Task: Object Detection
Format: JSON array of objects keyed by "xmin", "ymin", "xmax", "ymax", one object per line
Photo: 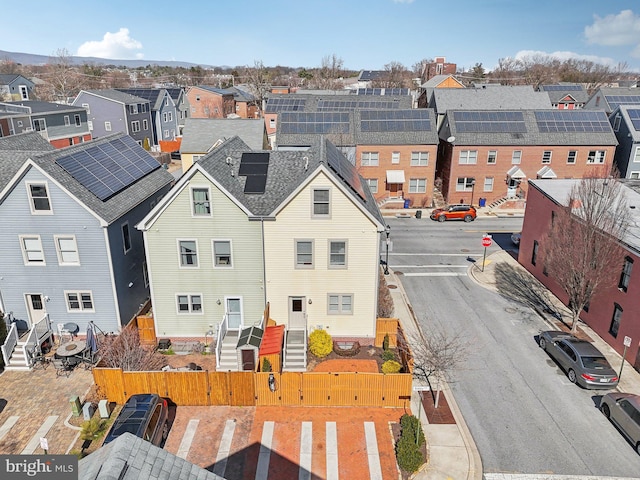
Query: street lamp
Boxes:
[
  {"xmin": 469, "ymin": 178, "xmax": 476, "ymax": 206},
  {"xmin": 384, "ymin": 225, "xmax": 391, "ymax": 275}
]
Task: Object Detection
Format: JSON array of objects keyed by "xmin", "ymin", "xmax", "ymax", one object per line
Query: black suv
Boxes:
[{"xmin": 104, "ymin": 394, "xmax": 169, "ymax": 446}]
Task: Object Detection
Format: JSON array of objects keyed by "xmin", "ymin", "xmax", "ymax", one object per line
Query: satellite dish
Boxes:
[{"xmin": 447, "ymin": 136, "xmax": 456, "ymax": 143}]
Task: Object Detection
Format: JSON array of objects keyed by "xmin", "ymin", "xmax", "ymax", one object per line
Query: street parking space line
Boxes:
[
  {"xmin": 390, "ymin": 253, "xmax": 483, "ymax": 256},
  {"xmin": 0, "ymin": 416, "xmax": 19, "ymax": 442},
  {"xmin": 299, "ymin": 421, "xmax": 312, "ymax": 480},
  {"xmin": 389, "ymin": 265, "xmax": 468, "ymax": 268},
  {"xmin": 326, "ymin": 422, "xmax": 339, "ymax": 480},
  {"xmin": 255, "ymin": 421, "xmax": 274, "ymax": 480},
  {"xmin": 212, "ymin": 419, "xmax": 235, "ymax": 476},
  {"xmin": 364, "ymin": 422, "xmax": 383, "ymax": 480},
  {"xmin": 177, "ymin": 418, "xmax": 199, "ymax": 459},
  {"xmin": 21, "ymin": 415, "xmax": 58, "ymax": 454},
  {"xmin": 402, "ymin": 272, "xmax": 468, "ymax": 277}
]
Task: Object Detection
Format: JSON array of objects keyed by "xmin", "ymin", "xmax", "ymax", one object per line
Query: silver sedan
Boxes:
[{"xmin": 600, "ymin": 393, "xmax": 640, "ymax": 455}]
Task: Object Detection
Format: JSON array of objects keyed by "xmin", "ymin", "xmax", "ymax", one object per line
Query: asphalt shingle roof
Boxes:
[
  {"xmin": 429, "ymin": 85, "xmax": 552, "ymax": 113},
  {"xmin": 116, "ymin": 88, "xmax": 165, "ymax": 110},
  {"xmin": 611, "ymin": 105, "xmax": 640, "ymax": 142},
  {"xmin": 539, "ymin": 84, "xmax": 589, "ymax": 104},
  {"xmin": 8, "ymin": 100, "xmax": 87, "ymax": 115},
  {"xmin": 0, "ymin": 131, "xmax": 54, "ymax": 151},
  {"xmin": 78, "ymin": 432, "xmax": 225, "ymax": 480},
  {"xmin": 265, "ymin": 93, "xmax": 413, "ymax": 114},
  {"xmin": 181, "ymin": 118, "xmax": 265, "ymax": 152},
  {"xmin": 80, "ymin": 89, "xmax": 149, "ymax": 105}
]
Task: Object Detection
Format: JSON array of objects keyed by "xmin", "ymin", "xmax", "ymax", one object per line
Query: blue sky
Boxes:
[{"xmin": 4, "ymin": 0, "xmax": 640, "ymax": 72}]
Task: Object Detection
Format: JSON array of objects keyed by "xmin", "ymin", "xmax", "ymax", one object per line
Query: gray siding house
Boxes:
[
  {"xmin": 117, "ymin": 88, "xmax": 179, "ymax": 145},
  {"xmin": 72, "ymin": 89, "xmax": 153, "ymax": 146},
  {"xmin": 0, "ymin": 132, "xmax": 174, "ymax": 369},
  {"xmin": 0, "ymin": 74, "xmax": 34, "ymax": 101},
  {"xmin": 610, "ymin": 105, "xmax": 640, "ymax": 179}
]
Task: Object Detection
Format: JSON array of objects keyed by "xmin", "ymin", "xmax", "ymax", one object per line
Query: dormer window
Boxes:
[{"xmin": 27, "ymin": 182, "xmax": 51, "ymax": 213}]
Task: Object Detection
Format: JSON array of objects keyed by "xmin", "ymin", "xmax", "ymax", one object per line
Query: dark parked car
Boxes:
[
  {"xmin": 600, "ymin": 393, "xmax": 640, "ymax": 454},
  {"xmin": 104, "ymin": 394, "xmax": 169, "ymax": 446},
  {"xmin": 430, "ymin": 204, "xmax": 476, "ymax": 222},
  {"xmin": 538, "ymin": 331, "xmax": 619, "ymax": 389}
]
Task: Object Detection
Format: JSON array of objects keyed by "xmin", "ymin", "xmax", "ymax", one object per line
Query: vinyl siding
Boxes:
[
  {"xmin": 144, "ymin": 170, "xmax": 265, "ymax": 337},
  {"xmin": 0, "ymin": 167, "xmax": 118, "ymax": 332},
  {"xmin": 263, "ymin": 172, "xmax": 379, "ymax": 338}
]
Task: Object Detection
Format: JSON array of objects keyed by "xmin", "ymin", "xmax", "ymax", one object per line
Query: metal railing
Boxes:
[
  {"xmin": 1, "ymin": 323, "xmax": 18, "ymax": 367},
  {"xmin": 215, "ymin": 313, "xmax": 229, "ymax": 366}
]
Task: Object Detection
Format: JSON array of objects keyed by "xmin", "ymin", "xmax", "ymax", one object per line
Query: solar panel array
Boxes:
[
  {"xmin": 118, "ymin": 88, "xmax": 159, "ymax": 102},
  {"xmin": 453, "ymin": 111, "xmax": 527, "ymax": 133},
  {"xmin": 239, "ymin": 152, "xmax": 270, "ymax": 194},
  {"xmin": 265, "ymin": 97, "xmax": 306, "ymax": 113},
  {"xmin": 356, "ymin": 88, "xmax": 410, "ymax": 96},
  {"xmin": 325, "ymin": 142, "xmax": 366, "ymax": 200},
  {"xmin": 534, "ymin": 111, "xmax": 611, "ymax": 133},
  {"xmin": 627, "ymin": 109, "xmax": 640, "ymax": 131},
  {"xmin": 279, "ymin": 112, "xmax": 350, "ymax": 135},
  {"xmin": 55, "ymin": 136, "xmax": 161, "ymax": 201},
  {"xmin": 605, "ymin": 95, "xmax": 640, "ymax": 110},
  {"xmin": 317, "ymin": 100, "xmax": 400, "ymax": 111},
  {"xmin": 360, "ymin": 109, "xmax": 431, "ymax": 132},
  {"xmin": 541, "ymin": 85, "xmax": 583, "ymax": 92}
]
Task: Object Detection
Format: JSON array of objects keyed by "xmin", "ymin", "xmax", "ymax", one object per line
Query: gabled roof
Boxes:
[
  {"xmin": 164, "ymin": 87, "xmax": 184, "ymax": 102},
  {"xmin": 225, "ymin": 86, "xmax": 256, "ymax": 103},
  {"xmin": 421, "ymin": 74, "xmax": 464, "ymax": 89},
  {"xmin": 265, "ymin": 93, "xmax": 413, "ymax": 114},
  {"xmin": 439, "ymin": 109, "xmax": 617, "ymax": 146},
  {"xmin": 0, "ymin": 131, "xmax": 54, "ymax": 151},
  {"xmin": 429, "ymin": 85, "xmax": 552, "ymax": 113},
  {"xmin": 585, "ymin": 87, "xmax": 640, "ymax": 112},
  {"xmin": 78, "ymin": 432, "xmax": 225, "ymax": 480},
  {"xmin": 181, "ymin": 118, "xmax": 265, "ymax": 152},
  {"xmin": 539, "ymin": 84, "xmax": 589, "ymax": 104},
  {"xmin": 116, "ymin": 88, "xmax": 168, "ymax": 110},
  {"xmin": 0, "ymin": 133, "xmax": 174, "ymax": 224},
  {"xmin": 140, "ymin": 136, "xmax": 384, "ymax": 228},
  {"xmin": 610, "ymin": 105, "xmax": 640, "ymax": 142},
  {"xmin": 191, "ymin": 85, "xmax": 234, "ymax": 96},
  {"xmin": 77, "ymin": 89, "xmax": 149, "ymax": 105},
  {"xmin": 358, "ymin": 70, "xmax": 385, "ymax": 82},
  {"xmin": 8, "ymin": 100, "xmax": 87, "ymax": 115},
  {"xmin": 0, "ymin": 74, "xmax": 32, "ymax": 86}
]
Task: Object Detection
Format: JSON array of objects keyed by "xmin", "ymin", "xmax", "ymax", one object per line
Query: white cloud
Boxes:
[
  {"xmin": 513, "ymin": 49, "xmax": 618, "ymax": 66},
  {"xmin": 76, "ymin": 28, "xmax": 144, "ymax": 60},
  {"xmin": 584, "ymin": 9, "xmax": 640, "ymax": 58}
]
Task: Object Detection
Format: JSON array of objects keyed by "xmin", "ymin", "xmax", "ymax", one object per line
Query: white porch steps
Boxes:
[
  {"xmin": 217, "ymin": 331, "xmax": 239, "ymax": 372},
  {"xmin": 283, "ymin": 330, "xmax": 307, "ymax": 372},
  {"xmin": 4, "ymin": 341, "xmax": 30, "ymax": 371}
]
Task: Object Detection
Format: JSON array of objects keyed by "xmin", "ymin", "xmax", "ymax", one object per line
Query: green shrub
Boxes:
[
  {"xmin": 80, "ymin": 417, "xmax": 106, "ymax": 442},
  {"xmin": 382, "ymin": 333, "xmax": 389, "ymax": 351},
  {"xmin": 309, "ymin": 329, "xmax": 333, "ymax": 358},
  {"xmin": 400, "ymin": 414, "xmax": 425, "ymax": 447},
  {"xmin": 381, "ymin": 349, "xmax": 396, "ymax": 362},
  {"xmin": 396, "ymin": 435, "xmax": 423, "ymax": 473},
  {"xmin": 261, "ymin": 358, "xmax": 272, "ymax": 372},
  {"xmin": 381, "ymin": 359, "xmax": 402, "ymax": 374}
]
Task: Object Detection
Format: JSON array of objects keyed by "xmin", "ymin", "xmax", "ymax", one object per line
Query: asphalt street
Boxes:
[{"xmin": 387, "ymin": 216, "xmax": 640, "ymax": 477}]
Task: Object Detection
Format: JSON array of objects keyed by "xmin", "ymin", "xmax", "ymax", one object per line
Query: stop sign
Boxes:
[{"xmin": 482, "ymin": 235, "xmax": 492, "ymax": 247}]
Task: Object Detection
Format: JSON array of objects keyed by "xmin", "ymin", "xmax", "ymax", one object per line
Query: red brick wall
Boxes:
[
  {"xmin": 519, "ymin": 183, "xmax": 640, "ymax": 367},
  {"xmin": 187, "ymin": 89, "xmax": 227, "ymax": 119}
]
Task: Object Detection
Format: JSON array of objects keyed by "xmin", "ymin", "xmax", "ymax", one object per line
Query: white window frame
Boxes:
[
  {"xmin": 456, "ymin": 177, "xmax": 475, "ymax": 192},
  {"xmin": 366, "ymin": 178, "xmax": 378, "ymax": 193},
  {"xmin": 178, "ymin": 239, "xmax": 199, "ymax": 268},
  {"xmin": 64, "ymin": 115, "xmax": 70, "ymax": 126},
  {"xmin": 542, "ymin": 151, "xmax": 552, "ymax": 164},
  {"xmin": 163, "ymin": 112, "xmax": 169, "ymax": 122},
  {"xmin": 212, "ymin": 240, "xmax": 233, "ymax": 268},
  {"xmin": 82, "ymin": 103, "xmax": 90, "ymax": 114},
  {"xmin": 122, "ymin": 222, "xmax": 131, "ymax": 254},
  {"xmin": 26, "ymin": 181, "xmax": 52, "ymax": 214},
  {"xmin": 143, "ymin": 119, "xmax": 148, "ymax": 130},
  {"xmin": 191, "ymin": 186, "xmax": 212, "ymax": 216},
  {"xmin": 33, "ymin": 118, "xmax": 46, "ymax": 132},
  {"xmin": 361, "ymin": 152, "xmax": 379, "ymax": 166},
  {"xmin": 613, "ymin": 115, "xmax": 621, "ymax": 132},
  {"xmin": 269, "ymin": 118, "xmax": 275, "ymax": 128},
  {"xmin": 163, "ymin": 129, "xmax": 169, "ymax": 138},
  {"xmin": 328, "ymin": 240, "xmax": 348, "ymax": 269},
  {"xmin": 295, "ymin": 239, "xmax": 314, "ymax": 269},
  {"xmin": 512, "ymin": 150, "xmax": 522, "ymax": 164},
  {"xmin": 459, "ymin": 150, "xmax": 477, "ymax": 165},
  {"xmin": 20, "ymin": 235, "xmax": 45, "ymax": 265},
  {"xmin": 567, "ymin": 151, "xmax": 577, "ymax": 164},
  {"xmin": 54, "ymin": 235, "xmax": 79, "ymax": 265},
  {"xmin": 176, "ymin": 294, "xmax": 203, "ymax": 314},
  {"xmin": 483, "ymin": 177, "xmax": 494, "ymax": 192},
  {"xmin": 487, "ymin": 151, "xmax": 497, "ymax": 164},
  {"xmin": 409, "ymin": 178, "xmax": 427, "ymax": 193},
  {"xmin": 391, "ymin": 152, "xmax": 400, "ymax": 164},
  {"xmin": 327, "ymin": 294, "xmax": 353, "ymax": 315},
  {"xmin": 65, "ymin": 291, "xmax": 95, "ymax": 313},
  {"xmin": 129, "ymin": 104, "xmax": 138, "ymax": 114},
  {"xmin": 633, "ymin": 146, "xmax": 640, "ymax": 163},
  {"xmin": 19, "ymin": 85, "xmax": 28, "ymax": 100},
  {"xmin": 410, "ymin": 152, "xmax": 429, "ymax": 166},
  {"xmin": 131, "ymin": 120, "xmax": 141, "ymax": 133},
  {"xmin": 87, "ymin": 120, "xmax": 93, "ymax": 131},
  {"xmin": 587, "ymin": 150, "xmax": 605, "ymax": 164},
  {"xmin": 105, "ymin": 121, "xmax": 112, "ymax": 131},
  {"xmin": 74, "ymin": 114, "xmax": 81, "ymax": 127},
  {"xmin": 630, "ymin": 172, "xmax": 640, "ymax": 179},
  {"xmin": 312, "ymin": 188, "xmax": 330, "ymax": 217}
]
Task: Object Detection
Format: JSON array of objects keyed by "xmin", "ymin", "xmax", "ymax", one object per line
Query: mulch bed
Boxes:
[
  {"xmin": 307, "ymin": 345, "xmax": 386, "ymax": 372},
  {"xmin": 420, "ymin": 390, "xmax": 456, "ymax": 425},
  {"xmin": 390, "ymin": 421, "xmax": 429, "ymax": 480}
]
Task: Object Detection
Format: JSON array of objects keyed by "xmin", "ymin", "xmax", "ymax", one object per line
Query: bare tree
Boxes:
[
  {"xmin": 45, "ymin": 48, "xmax": 85, "ymax": 102},
  {"xmin": 402, "ymin": 327, "xmax": 471, "ymax": 407},
  {"xmin": 242, "ymin": 60, "xmax": 272, "ymax": 115},
  {"xmin": 98, "ymin": 327, "xmax": 167, "ymax": 371},
  {"xmin": 541, "ymin": 174, "xmax": 631, "ymax": 333},
  {"xmin": 313, "ymin": 54, "xmax": 344, "ymax": 90},
  {"xmin": 371, "ymin": 61, "xmax": 412, "ymax": 89}
]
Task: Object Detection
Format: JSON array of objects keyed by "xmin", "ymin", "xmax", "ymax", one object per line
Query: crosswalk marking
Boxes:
[
  {"xmin": 255, "ymin": 421, "xmax": 274, "ymax": 480},
  {"xmin": 21, "ymin": 416, "xmax": 58, "ymax": 454},
  {"xmin": 176, "ymin": 418, "xmax": 199, "ymax": 459},
  {"xmin": 299, "ymin": 422, "xmax": 312, "ymax": 480},
  {"xmin": 402, "ymin": 272, "xmax": 467, "ymax": 277},
  {"xmin": 213, "ymin": 419, "xmax": 235, "ymax": 477},
  {"xmin": 0, "ymin": 416, "xmax": 19, "ymax": 442},
  {"xmin": 326, "ymin": 422, "xmax": 339, "ymax": 480}
]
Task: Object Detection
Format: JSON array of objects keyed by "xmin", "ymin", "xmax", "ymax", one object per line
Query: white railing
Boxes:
[
  {"xmin": 215, "ymin": 313, "xmax": 229, "ymax": 366},
  {"xmin": 1, "ymin": 323, "xmax": 18, "ymax": 367},
  {"xmin": 23, "ymin": 314, "xmax": 51, "ymax": 366}
]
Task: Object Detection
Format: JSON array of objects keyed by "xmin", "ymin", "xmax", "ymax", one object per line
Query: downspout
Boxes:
[{"xmin": 261, "ymin": 217, "xmax": 267, "ymax": 306}]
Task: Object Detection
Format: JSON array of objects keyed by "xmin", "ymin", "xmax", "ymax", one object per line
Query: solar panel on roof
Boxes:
[
  {"xmin": 534, "ymin": 110, "xmax": 611, "ymax": 133},
  {"xmin": 452, "ymin": 111, "xmax": 526, "ymax": 133},
  {"xmin": 279, "ymin": 112, "xmax": 350, "ymax": 135},
  {"xmin": 627, "ymin": 109, "xmax": 640, "ymax": 131},
  {"xmin": 239, "ymin": 152, "xmax": 269, "ymax": 194},
  {"xmin": 325, "ymin": 142, "xmax": 366, "ymax": 201},
  {"xmin": 359, "ymin": 109, "xmax": 431, "ymax": 132},
  {"xmin": 265, "ymin": 97, "xmax": 306, "ymax": 113},
  {"xmin": 316, "ymin": 99, "xmax": 400, "ymax": 111},
  {"xmin": 541, "ymin": 85, "xmax": 582, "ymax": 92},
  {"xmin": 604, "ymin": 95, "xmax": 640, "ymax": 110},
  {"xmin": 55, "ymin": 135, "xmax": 161, "ymax": 201}
]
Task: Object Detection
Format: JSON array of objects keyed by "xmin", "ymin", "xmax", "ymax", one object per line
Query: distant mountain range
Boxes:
[{"xmin": 0, "ymin": 49, "xmax": 219, "ymax": 69}]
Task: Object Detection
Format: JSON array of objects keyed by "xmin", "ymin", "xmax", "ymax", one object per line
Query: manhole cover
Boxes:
[
  {"xmin": 505, "ymin": 307, "xmax": 517, "ymax": 314},
  {"xmin": 388, "ymin": 285, "xmax": 398, "ymax": 289}
]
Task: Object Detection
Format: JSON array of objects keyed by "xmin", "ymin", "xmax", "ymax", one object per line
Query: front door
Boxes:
[
  {"xmin": 226, "ymin": 297, "xmax": 242, "ymax": 330},
  {"xmin": 241, "ymin": 350, "xmax": 255, "ymax": 371},
  {"xmin": 289, "ymin": 297, "xmax": 306, "ymax": 330},
  {"xmin": 25, "ymin": 294, "xmax": 45, "ymax": 328}
]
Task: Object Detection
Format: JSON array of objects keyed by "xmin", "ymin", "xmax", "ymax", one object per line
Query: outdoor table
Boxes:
[
  {"xmin": 63, "ymin": 322, "xmax": 79, "ymax": 336},
  {"xmin": 56, "ymin": 340, "xmax": 86, "ymax": 367}
]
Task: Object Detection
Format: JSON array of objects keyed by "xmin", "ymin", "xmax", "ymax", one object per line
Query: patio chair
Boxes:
[
  {"xmin": 80, "ymin": 350, "xmax": 99, "ymax": 370},
  {"xmin": 52, "ymin": 358, "xmax": 71, "ymax": 377},
  {"xmin": 31, "ymin": 352, "xmax": 49, "ymax": 371}
]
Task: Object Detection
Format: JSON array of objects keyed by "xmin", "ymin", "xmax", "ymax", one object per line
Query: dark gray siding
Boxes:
[{"xmin": 73, "ymin": 93, "xmax": 127, "ymax": 139}]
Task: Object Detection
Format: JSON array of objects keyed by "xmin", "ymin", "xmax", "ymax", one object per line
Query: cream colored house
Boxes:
[{"xmin": 138, "ymin": 136, "xmax": 385, "ymax": 370}]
